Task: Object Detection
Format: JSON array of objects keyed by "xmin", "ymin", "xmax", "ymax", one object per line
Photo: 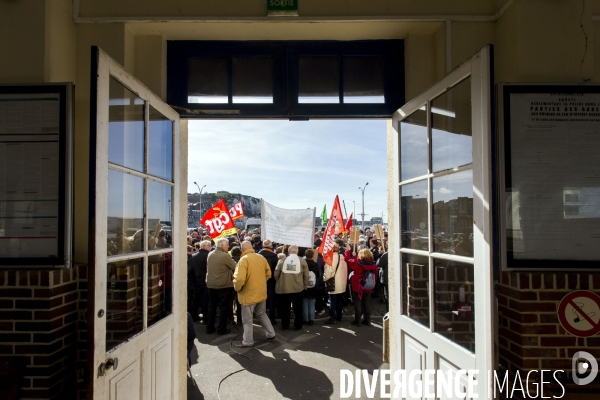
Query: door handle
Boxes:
[
  {"xmin": 98, "ymin": 357, "xmax": 119, "ymax": 377},
  {"xmin": 105, "ymin": 357, "xmax": 119, "ymax": 370}
]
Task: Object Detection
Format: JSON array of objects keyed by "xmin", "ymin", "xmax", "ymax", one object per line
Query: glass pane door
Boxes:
[
  {"xmin": 399, "ymin": 77, "xmax": 476, "ymax": 352},
  {"xmin": 105, "ymin": 77, "xmax": 174, "ymax": 351}
]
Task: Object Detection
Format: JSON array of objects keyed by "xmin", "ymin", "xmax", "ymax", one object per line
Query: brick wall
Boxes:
[
  {"xmin": 76, "ymin": 265, "xmax": 88, "ymax": 400},
  {"xmin": 403, "ymin": 262, "xmax": 429, "ymax": 326},
  {"xmin": 0, "ymin": 268, "xmax": 81, "ymax": 399},
  {"xmin": 434, "ymin": 261, "xmax": 475, "ymax": 351},
  {"xmin": 498, "ymin": 271, "xmax": 600, "ymax": 397}
]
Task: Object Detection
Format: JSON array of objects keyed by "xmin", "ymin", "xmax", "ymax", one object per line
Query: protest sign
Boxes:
[{"xmin": 261, "ymin": 200, "xmax": 315, "ymax": 248}]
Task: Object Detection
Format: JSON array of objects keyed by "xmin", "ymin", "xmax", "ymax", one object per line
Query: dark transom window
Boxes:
[{"xmin": 167, "ymin": 40, "xmax": 404, "ymax": 119}]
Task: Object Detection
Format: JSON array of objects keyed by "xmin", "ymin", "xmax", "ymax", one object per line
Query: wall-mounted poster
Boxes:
[
  {"xmin": 499, "ymin": 84, "xmax": 600, "ymax": 270},
  {"xmin": 0, "ymin": 84, "xmax": 73, "ymax": 268}
]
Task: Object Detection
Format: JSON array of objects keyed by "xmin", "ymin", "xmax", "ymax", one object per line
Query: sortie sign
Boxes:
[{"xmin": 267, "ymin": 0, "xmax": 298, "ymax": 12}]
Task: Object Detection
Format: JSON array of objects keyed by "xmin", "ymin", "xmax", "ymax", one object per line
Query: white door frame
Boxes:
[
  {"xmin": 88, "ymin": 47, "xmax": 183, "ymax": 400},
  {"xmin": 391, "ymin": 45, "xmax": 494, "ymax": 398}
]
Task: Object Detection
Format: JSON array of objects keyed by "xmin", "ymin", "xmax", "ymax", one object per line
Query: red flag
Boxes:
[
  {"xmin": 228, "ymin": 200, "xmax": 245, "ymax": 221},
  {"xmin": 318, "ymin": 195, "xmax": 345, "ymax": 265},
  {"xmin": 345, "ymin": 213, "xmax": 353, "ymax": 232},
  {"xmin": 200, "ymin": 199, "xmax": 238, "ymax": 240}
]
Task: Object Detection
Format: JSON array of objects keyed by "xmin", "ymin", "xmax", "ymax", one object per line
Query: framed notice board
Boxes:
[
  {"xmin": 0, "ymin": 84, "xmax": 73, "ymax": 268},
  {"xmin": 498, "ymin": 84, "xmax": 600, "ymax": 270}
]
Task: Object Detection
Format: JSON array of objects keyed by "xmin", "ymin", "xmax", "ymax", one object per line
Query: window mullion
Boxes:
[
  {"xmin": 228, "ymin": 58, "xmax": 233, "ymax": 104},
  {"xmin": 427, "ymin": 101, "xmax": 435, "ymax": 333},
  {"xmin": 143, "ymin": 101, "xmax": 149, "ymax": 331},
  {"xmin": 339, "ymin": 55, "xmax": 344, "ymax": 104}
]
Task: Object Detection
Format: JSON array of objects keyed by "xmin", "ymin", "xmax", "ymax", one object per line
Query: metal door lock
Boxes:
[{"xmin": 98, "ymin": 357, "xmax": 119, "ymax": 377}]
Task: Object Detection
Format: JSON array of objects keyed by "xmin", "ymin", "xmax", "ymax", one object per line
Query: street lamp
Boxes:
[
  {"xmin": 193, "ymin": 182, "xmax": 206, "ymax": 217},
  {"xmin": 358, "ymin": 182, "xmax": 368, "ymax": 230}
]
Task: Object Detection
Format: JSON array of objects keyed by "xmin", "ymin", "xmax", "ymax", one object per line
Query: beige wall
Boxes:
[
  {"xmin": 45, "ymin": 0, "xmax": 77, "ymax": 83},
  {"xmin": 0, "ymin": 0, "xmax": 46, "ymax": 82},
  {"xmin": 73, "ymin": 23, "xmax": 130, "ymax": 263},
  {"xmin": 77, "ymin": 0, "xmax": 496, "ymax": 19}
]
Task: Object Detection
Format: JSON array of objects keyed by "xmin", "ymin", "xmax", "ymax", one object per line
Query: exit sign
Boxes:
[{"xmin": 267, "ymin": 0, "xmax": 298, "ymax": 12}]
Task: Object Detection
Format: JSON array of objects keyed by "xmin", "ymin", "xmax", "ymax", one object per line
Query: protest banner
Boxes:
[
  {"xmin": 318, "ymin": 195, "xmax": 345, "ymax": 265},
  {"xmin": 261, "ymin": 200, "xmax": 315, "ymax": 248},
  {"xmin": 200, "ymin": 199, "xmax": 237, "ymax": 240},
  {"xmin": 228, "ymin": 200, "xmax": 244, "ymax": 221}
]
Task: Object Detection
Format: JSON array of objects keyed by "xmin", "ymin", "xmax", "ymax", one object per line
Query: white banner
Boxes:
[{"xmin": 261, "ymin": 199, "xmax": 315, "ymax": 248}]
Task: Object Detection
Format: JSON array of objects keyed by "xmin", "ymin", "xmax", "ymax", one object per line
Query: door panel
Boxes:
[
  {"xmin": 151, "ymin": 336, "xmax": 172, "ymax": 400},
  {"xmin": 392, "ymin": 45, "xmax": 493, "ymax": 399},
  {"xmin": 109, "ymin": 357, "xmax": 141, "ymax": 400},
  {"xmin": 89, "ymin": 47, "xmax": 182, "ymax": 400},
  {"xmin": 437, "ymin": 356, "xmax": 471, "ymax": 400}
]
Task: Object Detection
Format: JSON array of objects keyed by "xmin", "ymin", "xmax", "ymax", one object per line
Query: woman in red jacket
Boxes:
[{"xmin": 344, "ymin": 248, "xmax": 378, "ymax": 327}]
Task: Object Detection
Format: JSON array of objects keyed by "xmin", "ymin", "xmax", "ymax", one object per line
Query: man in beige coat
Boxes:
[
  {"xmin": 274, "ymin": 245, "xmax": 309, "ymax": 331},
  {"xmin": 233, "ymin": 241, "xmax": 276, "ymax": 347},
  {"xmin": 206, "ymin": 238, "xmax": 237, "ymax": 335},
  {"xmin": 323, "ymin": 243, "xmax": 348, "ymax": 324}
]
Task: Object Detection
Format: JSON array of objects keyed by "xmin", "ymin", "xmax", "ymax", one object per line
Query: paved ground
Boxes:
[{"xmin": 187, "ymin": 298, "xmax": 390, "ymax": 400}]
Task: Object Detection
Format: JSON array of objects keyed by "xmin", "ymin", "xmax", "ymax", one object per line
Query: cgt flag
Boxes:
[
  {"xmin": 201, "ymin": 199, "xmax": 238, "ymax": 240},
  {"xmin": 228, "ymin": 200, "xmax": 245, "ymax": 221},
  {"xmin": 318, "ymin": 195, "xmax": 345, "ymax": 265},
  {"xmin": 345, "ymin": 212, "xmax": 353, "ymax": 232}
]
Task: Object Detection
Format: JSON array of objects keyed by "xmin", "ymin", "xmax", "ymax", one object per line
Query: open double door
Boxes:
[
  {"xmin": 85, "ymin": 44, "xmax": 493, "ymax": 399},
  {"xmin": 392, "ymin": 45, "xmax": 494, "ymax": 399}
]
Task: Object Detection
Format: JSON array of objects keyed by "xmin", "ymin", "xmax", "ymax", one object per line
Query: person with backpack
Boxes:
[
  {"xmin": 344, "ymin": 248, "xmax": 378, "ymax": 327},
  {"xmin": 302, "ymin": 249, "xmax": 320, "ymax": 326},
  {"xmin": 274, "ymin": 245, "xmax": 309, "ymax": 331}
]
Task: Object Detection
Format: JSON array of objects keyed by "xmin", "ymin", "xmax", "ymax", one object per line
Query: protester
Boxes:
[
  {"xmin": 187, "ymin": 312, "xmax": 196, "ymax": 359},
  {"xmin": 252, "ymin": 234, "xmax": 263, "ymax": 252},
  {"xmin": 313, "ymin": 233, "xmax": 322, "ymax": 248},
  {"xmin": 377, "ymin": 250, "xmax": 389, "ymax": 312},
  {"xmin": 189, "ymin": 240, "xmax": 211, "ymax": 322},
  {"xmin": 274, "ymin": 245, "xmax": 309, "ymax": 331},
  {"xmin": 302, "ymin": 249, "xmax": 320, "ymax": 325},
  {"xmin": 187, "ymin": 246, "xmax": 196, "ymax": 316},
  {"xmin": 323, "ymin": 243, "xmax": 348, "ymax": 324},
  {"xmin": 345, "ymin": 248, "xmax": 378, "ymax": 327},
  {"xmin": 205, "ymin": 238, "xmax": 236, "ymax": 335},
  {"xmin": 258, "ymin": 239, "xmax": 279, "ymax": 325},
  {"xmin": 233, "ymin": 241, "xmax": 276, "ymax": 347},
  {"xmin": 315, "ymin": 250, "xmax": 327, "ymax": 317},
  {"xmin": 230, "ymin": 246, "xmax": 243, "ymax": 325}
]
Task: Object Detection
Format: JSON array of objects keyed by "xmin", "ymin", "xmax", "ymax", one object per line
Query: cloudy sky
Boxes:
[{"xmin": 188, "ymin": 119, "xmax": 388, "ymax": 223}]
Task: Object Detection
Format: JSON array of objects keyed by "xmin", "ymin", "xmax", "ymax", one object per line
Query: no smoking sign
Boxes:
[{"xmin": 558, "ymin": 291, "xmax": 600, "ymax": 337}]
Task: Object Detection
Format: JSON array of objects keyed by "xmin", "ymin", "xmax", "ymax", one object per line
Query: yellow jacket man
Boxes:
[
  {"xmin": 233, "ymin": 244, "xmax": 271, "ymax": 305},
  {"xmin": 232, "ymin": 241, "xmax": 276, "ymax": 347}
]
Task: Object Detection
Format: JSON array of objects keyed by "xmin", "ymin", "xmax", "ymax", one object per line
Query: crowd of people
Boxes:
[{"xmin": 186, "ymin": 226, "xmax": 389, "ymax": 347}]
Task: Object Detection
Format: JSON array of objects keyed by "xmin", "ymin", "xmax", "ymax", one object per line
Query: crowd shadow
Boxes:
[
  {"xmin": 193, "ymin": 316, "xmax": 385, "ymax": 398},
  {"xmin": 186, "ymin": 345, "xmax": 205, "ymax": 400}
]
